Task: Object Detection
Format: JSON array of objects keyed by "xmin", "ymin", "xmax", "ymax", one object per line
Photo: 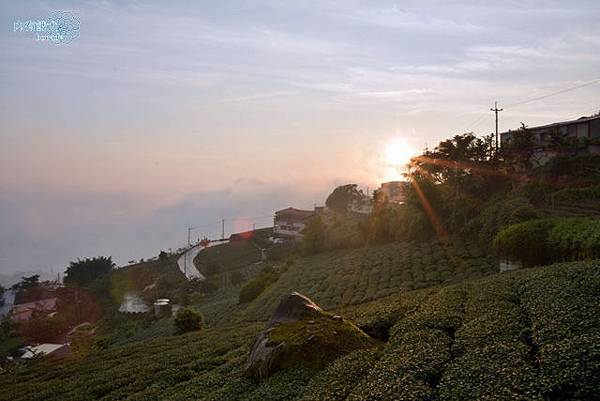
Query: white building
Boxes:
[
  {"xmin": 273, "ymin": 207, "xmax": 317, "ymax": 239},
  {"xmin": 347, "ymin": 198, "xmax": 373, "ymax": 215}
]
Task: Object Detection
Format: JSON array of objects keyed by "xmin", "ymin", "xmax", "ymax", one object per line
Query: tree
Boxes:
[
  {"xmin": 64, "ymin": 256, "xmax": 115, "ymax": 287},
  {"xmin": 325, "ymin": 184, "xmax": 365, "ymax": 214},
  {"xmin": 174, "ymin": 307, "xmax": 203, "ymax": 334},
  {"xmin": 302, "ymin": 217, "xmax": 327, "ymax": 255},
  {"xmin": 501, "ymin": 128, "xmax": 536, "ymax": 171},
  {"xmin": 0, "ymin": 285, "xmax": 4, "ymax": 307},
  {"xmin": 11, "ymin": 275, "xmax": 40, "ymax": 292}
]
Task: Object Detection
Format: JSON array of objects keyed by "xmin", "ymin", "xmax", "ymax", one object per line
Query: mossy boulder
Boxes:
[{"xmin": 246, "ymin": 292, "xmax": 376, "ymax": 379}]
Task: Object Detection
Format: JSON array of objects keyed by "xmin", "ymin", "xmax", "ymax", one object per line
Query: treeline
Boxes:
[{"xmin": 303, "ymin": 131, "xmax": 600, "ymax": 270}]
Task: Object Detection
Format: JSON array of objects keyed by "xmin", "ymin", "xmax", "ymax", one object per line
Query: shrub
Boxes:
[
  {"xmin": 303, "ymin": 217, "xmax": 327, "ymax": 255},
  {"xmin": 492, "ymin": 219, "xmax": 556, "ymax": 266},
  {"xmin": 238, "ymin": 266, "xmax": 280, "ymax": 304},
  {"xmin": 547, "ymin": 218, "xmax": 600, "ymax": 260},
  {"xmin": 494, "ymin": 217, "xmax": 600, "ymax": 266},
  {"xmin": 551, "ymin": 184, "xmax": 600, "ymax": 203},
  {"xmin": 174, "ymin": 307, "xmax": 203, "ymax": 334},
  {"xmin": 468, "ymin": 196, "xmax": 541, "ymax": 248}
]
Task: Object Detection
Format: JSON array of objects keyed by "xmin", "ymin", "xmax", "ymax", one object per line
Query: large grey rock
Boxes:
[
  {"xmin": 267, "ymin": 292, "xmax": 323, "ymax": 327},
  {"xmin": 245, "ymin": 292, "xmax": 375, "ymax": 380}
]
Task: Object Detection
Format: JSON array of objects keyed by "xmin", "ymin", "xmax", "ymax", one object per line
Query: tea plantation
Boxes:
[
  {"xmin": 2, "ymin": 259, "xmax": 599, "ymax": 401},
  {"xmin": 196, "ymin": 239, "xmax": 496, "ymax": 325}
]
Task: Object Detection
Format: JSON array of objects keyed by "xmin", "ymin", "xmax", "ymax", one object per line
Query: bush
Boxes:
[
  {"xmin": 494, "ymin": 217, "xmax": 600, "ymax": 266},
  {"xmin": 238, "ymin": 266, "xmax": 280, "ymax": 304},
  {"xmin": 468, "ymin": 196, "xmax": 541, "ymax": 248},
  {"xmin": 492, "ymin": 219, "xmax": 556, "ymax": 266},
  {"xmin": 303, "ymin": 217, "xmax": 327, "ymax": 255},
  {"xmin": 547, "ymin": 218, "xmax": 600, "ymax": 260},
  {"xmin": 174, "ymin": 307, "xmax": 203, "ymax": 334},
  {"xmin": 551, "ymin": 184, "xmax": 600, "ymax": 203}
]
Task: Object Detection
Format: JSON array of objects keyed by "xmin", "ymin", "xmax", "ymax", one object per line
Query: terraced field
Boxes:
[
  {"xmin": 197, "ymin": 239, "xmax": 496, "ymax": 325},
  {"xmin": 3, "ymin": 260, "xmax": 599, "ymax": 401}
]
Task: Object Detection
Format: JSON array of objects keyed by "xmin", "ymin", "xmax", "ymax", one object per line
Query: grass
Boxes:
[{"xmin": 2, "ymin": 259, "xmax": 599, "ymax": 400}]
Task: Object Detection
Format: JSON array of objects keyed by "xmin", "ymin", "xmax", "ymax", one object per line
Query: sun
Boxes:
[{"xmin": 384, "ymin": 138, "xmax": 415, "ymax": 167}]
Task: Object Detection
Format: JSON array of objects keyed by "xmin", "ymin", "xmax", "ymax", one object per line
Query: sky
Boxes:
[{"xmin": 1, "ymin": 0, "xmax": 599, "ymax": 276}]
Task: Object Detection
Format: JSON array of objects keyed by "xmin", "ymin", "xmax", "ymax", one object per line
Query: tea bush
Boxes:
[
  {"xmin": 492, "ymin": 219, "xmax": 555, "ymax": 266},
  {"xmin": 174, "ymin": 307, "xmax": 203, "ymax": 334},
  {"xmin": 238, "ymin": 266, "xmax": 280, "ymax": 304},
  {"xmin": 494, "ymin": 217, "xmax": 600, "ymax": 265},
  {"xmin": 551, "ymin": 184, "xmax": 600, "ymax": 202},
  {"xmin": 2, "ymin": 258, "xmax": 599, "ymax": 401}
]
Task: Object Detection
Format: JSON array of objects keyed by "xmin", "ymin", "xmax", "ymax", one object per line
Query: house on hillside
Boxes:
[
  {"xmin": 19, "ymin": 343, "xmax": 71, "ymax": 359},
  {"xmin": 273, "ymin": 207, "xmax": 317, "ymax": 239},
  {"xmin": 11, "ymin": 297, "xmax": 57, "ymax": 322},
  {"xmin": 500, "ymin": 114, "xmax": 600, "ymax": 166},
  {"xmin": 347, "ymin": 197, "xmax": 373, "ymax": 215},
  {"xmin": 379, "ymin": 181, "xmax": 409, "ymax": 203}
]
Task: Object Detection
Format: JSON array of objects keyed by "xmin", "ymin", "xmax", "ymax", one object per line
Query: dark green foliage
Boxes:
[
  {"xmin": 1, "ymin": 261, "xmax": 599, "ymax": 400},
  {"xmin": 0, "ymin": 316, "xmax": 22, "ymax": 359},
  {"xmin": 0, "ymin": 285, "xmax": 4, "ymax": 308},
  {"xmin": 493, "ymin": 219, "xmax": 555, "ymax": 266},
  {"xmin": 517, "ymin": 181, "xmax": 557, "ymax": 204},
  {"xmin": 369, "ymin": 203, "xmax": 432, "ymax": 244},
  {"xmin": 298, "ymin": 349, "xmax": 379, "ymax": 401},
  {"xmin": 325, "ymin": 184, "xmax": 364, "ymax": 214},
  {"xmin": 230, "ymin": 271, "xmax": 244, "ymax": 286},
  {"xmin": 237, "ymin": 239, "xmax": 495, "ymax": 323},
  {"xmin": 10, "ymin": 274, "xmax": 40, "ymax": 292},
  {"xmin": 64, "ymin": 256, "xmax": 115, "ymax": 286},
  {"xmin": 195, "ymin": 240, "xmax": 262, "ymax": 274},
  {"xmin": 468, "ymin": 196, "xmax": 541, "ymax": 248},
  {"xmin": 548, "ymin": 218, "xmax": 600, "ymax": 260},
  {"xmin": 174, "ymin": 306, "xmax": 203, "ymax": 334},
  {"xmin": 203, "ymin": 261, "xmax": 221, "ymax": 276},
  {"xmin": 551, "ymin": 184, "xmax": 600, "ymax": 202},
  {"xmin": 302, "ymin": 217, "xmax": 327, "ymax": 255},
  {"xmin": 238, "ymin": 266, "xmax": 280, "ymax": 304},
  {"xmin": 501, "ymin": 128, "xmax": 536, "ymax": 170},
  {"xmin": 494, "ymin": 217, "xmax": 600, "ymax": 266},
  {"xmin": 359, "ymin": 314, "xmax": 396, "ymax": 342}
]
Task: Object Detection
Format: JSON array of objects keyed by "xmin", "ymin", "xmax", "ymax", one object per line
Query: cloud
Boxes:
[{"xmin": 0, "ymin": 181, "xmax": 331, "ymax": 274}]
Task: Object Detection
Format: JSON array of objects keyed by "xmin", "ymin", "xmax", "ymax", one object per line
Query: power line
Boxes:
[{"xmin": 506, "ymin": 77, "xmax": 600, "ymax": 108}]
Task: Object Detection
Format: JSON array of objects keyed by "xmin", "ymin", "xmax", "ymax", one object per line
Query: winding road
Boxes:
[{"xmin": 177, "ymin": 245, "xmax": 205, "ymax": 280}]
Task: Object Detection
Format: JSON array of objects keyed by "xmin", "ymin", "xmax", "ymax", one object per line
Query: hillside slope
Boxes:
[
  {"xmin": 196, "ymin": 239, "xmax": 496, "ymax": 326},
  {"xmin": 2, "ymin": 260, "xmax": 599, "ymax": 401}
]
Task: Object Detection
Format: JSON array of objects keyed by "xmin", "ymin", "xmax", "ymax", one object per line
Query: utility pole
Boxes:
[
  {"xmin": 221, "ymin": 219, "xmax": 225, "ymax": 240},
  {"xmin": 185, "ymin": 227, "xmax": 195, "ymax": 277},
  {"xmin": 187, "ymin": 227, "xmax": 195, "ymax": 247},
  {"xmin": 491, "ymin": 101, "xmax": 503, "ymax": 153}
]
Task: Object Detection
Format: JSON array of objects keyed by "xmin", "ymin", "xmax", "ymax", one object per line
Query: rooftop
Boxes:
[
  {"xmin": 275, "ymin": 207, "xmax": 316, "ymax": 221},
  {"xmin": 501, "ymin": 114, "xmax": 600, "ymax": 135}
]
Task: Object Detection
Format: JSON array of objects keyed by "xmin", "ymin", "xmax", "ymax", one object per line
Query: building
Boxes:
[
  {"xmin": 19, "ymin": 343, "xmax": 71, "ymax": 359},
  {"xmin": 273, "ymin": 207, "xmax": 317, "ymax": 238},
  {"xmin": 11, "ymin": 297, "xmax": 57, "ymax": 322},
  {"xmin": 500, "ymin": 114, "xmax": 600, "ymax": 166},
  {"xmin": 378, "ymin": 181, "xmax": 409, "ymax": 203},
  {"xmin": 347, "ymin": 197, "xmax": 373, "ymax": 215}
]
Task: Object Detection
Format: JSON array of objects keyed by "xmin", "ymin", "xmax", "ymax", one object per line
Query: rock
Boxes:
[
  {"xmin": 245, "ymin": 292, "xmax": 376, "ymax": 380},
  {"xmin": 267, "ymin": 292, "xmax": 323, "ymax": 327}
]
